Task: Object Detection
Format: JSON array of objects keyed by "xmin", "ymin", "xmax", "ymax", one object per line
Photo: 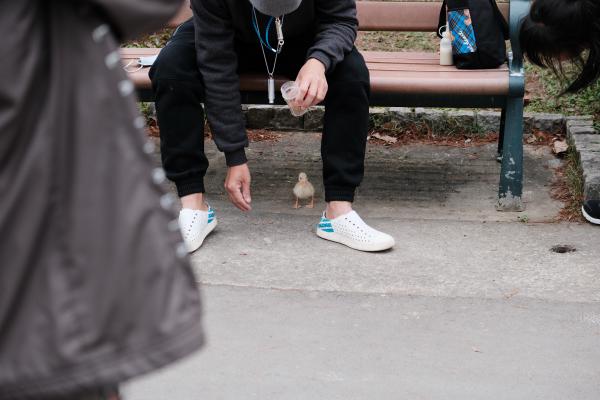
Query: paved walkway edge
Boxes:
[{"xmin": 566, "ymin": 117, "xmax": 600, "ymax": 201}]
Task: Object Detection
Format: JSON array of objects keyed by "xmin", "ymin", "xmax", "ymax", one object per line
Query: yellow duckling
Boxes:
[{"xmin": 293, "ymin": 172, "xmax": 315, "ymax": 209}]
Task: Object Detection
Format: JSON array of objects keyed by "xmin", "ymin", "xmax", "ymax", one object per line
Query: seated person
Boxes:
[{"xmin": 150, "ymin": 0, "xmax": 396, "ymax": 252}]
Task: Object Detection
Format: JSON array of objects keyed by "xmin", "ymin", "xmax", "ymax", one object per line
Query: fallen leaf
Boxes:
[
  {"xmin": 503, "ymin": 288, "xmax": 520, "ymax": 299},
  {"xmin": 381, "ymin": 122, "xmax": 396, "ymax": 130},
  {"xmin": 146, "ymin": 126, "xmax": 160, "ymax": 137},
  {"xmin": 552, "ymin": 140, "xmax": 568, "ymax": 155},
  {"xmin": 371, "ymin": 132, "xmax": 397, "ymax": 144}
]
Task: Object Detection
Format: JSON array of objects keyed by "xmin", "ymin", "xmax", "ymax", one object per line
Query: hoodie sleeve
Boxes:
[
  {"xmin": 88, "ymin": 0, "xmax": 185, "ymax": 40},
  {"xmin": 306, "ymin": 0, "xmax": 358, "ymax": 72},
  {"xmin": 190, "ymin": 0, "xmax": 248, "ymax": 166}
]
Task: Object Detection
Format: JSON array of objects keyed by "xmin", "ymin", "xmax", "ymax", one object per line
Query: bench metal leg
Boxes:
[
  {"xmin": 497, "ymin": 107, "xmax": 506, "ymax": 162},
  {"xmin": 497, "ymin": 97, "xmax": 524, "ymax": 211}
]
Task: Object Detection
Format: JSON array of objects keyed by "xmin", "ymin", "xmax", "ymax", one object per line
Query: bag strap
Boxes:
[
  {"xmin": 489, "ymin": 0, "xmax": 509, "ymax": 39},
  {"xmin": 437, "ymin": 0, "xmax": 447, "ymax": 38}
]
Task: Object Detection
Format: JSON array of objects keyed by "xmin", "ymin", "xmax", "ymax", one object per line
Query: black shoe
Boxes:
[{"xmin": 582, "ymin": 200, "xmax": 600, "ymax": 225}]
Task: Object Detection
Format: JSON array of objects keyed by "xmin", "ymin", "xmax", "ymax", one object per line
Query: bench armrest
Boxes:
[{"xmin": 508, "ymin": 0, "xmax": 530, "ymax": 76}]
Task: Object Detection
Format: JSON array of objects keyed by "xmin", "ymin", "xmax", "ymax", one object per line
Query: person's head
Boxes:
[
  {"xmin": 248, "ymin": 0, "xmax": 302, "ymax": 17},
  {"xmin": 520, "ymin": 0, "xmax": 600, "ymax": 92}
]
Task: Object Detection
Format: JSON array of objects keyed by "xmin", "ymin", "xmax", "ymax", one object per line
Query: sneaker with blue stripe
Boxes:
[
  {"xmin": 316, "ymin": 211, "xmax": 395, "ymax": 252},
  {"xmin": 179, "ymin": 206, "xmax": 218, "ymax": 253}
]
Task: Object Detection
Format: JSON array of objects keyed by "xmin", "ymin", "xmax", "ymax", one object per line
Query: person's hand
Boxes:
[
  {"xmin": 295, "ymin": 58, "xmax": 328, "ymax": 109},
  {"xmin": 224, "ymin": 163, "xmax": 252, "ymax": 211}
]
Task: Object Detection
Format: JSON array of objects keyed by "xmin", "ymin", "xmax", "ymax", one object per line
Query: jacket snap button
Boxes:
[
  {"xmin": 160, "ymin": 194, "xmax": 175, "ymax": 210},
  {"xmin": 168, "ymin": 219, "xmax": 180, "ymax": 232},
  {"xmin": 118, "ymin": 80, "xmax": 134, "ymax": 96},
  {"xmin": 105, "ymin": 50, "xmax": 120, "ymax": 69},
  {"xmin": 152, "ymin": 168, "xmax": 166, "ymax": 184},
  {"xmin": 92, "ymin": 24, "xmax": 110, "ymax": 42},
  {"xmin": 176, "ymin": 243, "xmax": 188, "ymax": 258},
  {"xmin": 143, "ymin": 141, "xmax": 156, "ymax": 154}
]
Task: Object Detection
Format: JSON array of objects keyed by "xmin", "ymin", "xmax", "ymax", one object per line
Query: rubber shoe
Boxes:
[
  {"xmin": 316, "ymin": 211, "xmax": 395, "ymax": 252},
  {"xmin": 582, "ymin": 200, "xmax": 600, "ymax": 225},
  {"xmin": 178, "ymin": 206, "xmax": 217, "ymax": 253}
]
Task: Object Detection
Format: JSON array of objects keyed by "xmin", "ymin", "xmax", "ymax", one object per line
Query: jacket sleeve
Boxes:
[
  {"xmin": 190, "ymin": 0, "xmax": 248, "ymax": 166},
  {"xmin": 87, "ymin": 0, "xmax": 185, "ymax": 40},
  {"xmin": 306, "ymin": 0, "xmax": 358, "ymax": 72}
]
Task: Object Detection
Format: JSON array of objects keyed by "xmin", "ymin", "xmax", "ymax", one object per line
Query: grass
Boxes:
[
  {"xmin": 525, "ymin": 64, "xmax": 600, "ymax": 120},
  {"xmin": 139, "ymin": 102, "xmax": 154, "ymax": 120},
  {"xmin": 125, "ymin": 29, "xmax": 174, "ymax": 48},
  {"xmin": 356, "ymin": 31, "xmax": 439, "ymax": 52},
  {"xmin": 551, "ymin": 146, "xmax": 585, "ymax": 222}
]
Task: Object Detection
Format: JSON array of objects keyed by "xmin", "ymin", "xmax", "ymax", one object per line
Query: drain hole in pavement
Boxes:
[{"xmin": 550, "ymin": 244, "xmax": 576, "ymax": 254}]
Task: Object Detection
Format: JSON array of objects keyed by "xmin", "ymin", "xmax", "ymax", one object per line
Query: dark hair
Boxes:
[{"xmin": 520, "ymin": 0, "xmax": 600, "ymax": 92}]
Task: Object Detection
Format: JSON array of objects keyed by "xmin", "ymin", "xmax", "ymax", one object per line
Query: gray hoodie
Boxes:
[{"xmin": 190, "ymin": 0, "xmax": 358, "ymax": 166}]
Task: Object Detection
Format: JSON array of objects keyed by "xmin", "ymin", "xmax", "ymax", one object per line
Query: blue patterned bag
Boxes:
[{"xmin": 438, "ymin": 0, "xmax": 508, "ymax": 69}]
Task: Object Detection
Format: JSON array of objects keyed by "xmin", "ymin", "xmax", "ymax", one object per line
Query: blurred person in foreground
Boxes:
[
  {"xmin": 0, "ymin": 1, "xmax": 204, "ymax": 399},
  {"xmin": 520, "ymin": 0, "xmax": 600, "ymax": 225}
]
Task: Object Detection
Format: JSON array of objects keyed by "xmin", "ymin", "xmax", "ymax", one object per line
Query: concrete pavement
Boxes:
[
  {"xmin": 125, "ymin": 133, "xmax": 600, "ymax": 399},
  {"xmin": 125, "ymin": 286, "xmax": 600, "ymax": 400}
]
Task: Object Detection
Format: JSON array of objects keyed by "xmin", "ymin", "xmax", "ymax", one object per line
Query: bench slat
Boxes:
[
  {"xmin": 356, "ymin": 1, "xmax": 509, "ymax": 32},
  {"xmin": 366, "ymin": 62, "xmax": 507, "ymax": 72},
  {"xmin": 122, "ymin": 49, "xmax": 508, "ymax": 96},
  {"xmin": 369, "ymin": 70, "xmax": 508, "ymax": 95},
  {"xmin": 168, "ymin": 1, "xmax": 510, "ymax": 32}
]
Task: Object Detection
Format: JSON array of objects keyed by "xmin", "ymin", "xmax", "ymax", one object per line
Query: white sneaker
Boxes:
[
  {"xmin": 316, "ymin": 211, "xmax": 395, "ymax": 252},
  {"xmin": 178, "ymin": 206, "xmax": 217, "ymax": 253}
]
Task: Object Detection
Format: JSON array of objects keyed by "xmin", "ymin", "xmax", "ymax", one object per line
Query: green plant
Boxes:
[
  {"xmin": 552, "ymin": 145, "xmax": 585, "ymax": 221},
  {"xmin": 138, "ymin": 102, "xmax": 154, "ymax": 122},
  {"xmin": 526, "ymin": 64, "xmax": 600, "ymax": 121},
  {"xmin": 563, "ymin": 146, "xmax": 585, "ymax": 214},
  {"xmin": 124, "ymin": 29, "xmax": 173, "ymax": 48}
]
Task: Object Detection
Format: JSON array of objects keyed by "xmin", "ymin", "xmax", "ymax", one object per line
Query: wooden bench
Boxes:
[{"xmin": 122, "ymin": 0, "xmax": 530, "ymax": 211}]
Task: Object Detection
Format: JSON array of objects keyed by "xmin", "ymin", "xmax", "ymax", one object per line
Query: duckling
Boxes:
[{"xmin": 293, "ymin": 172, "xmax": 315, "ymax": 209}]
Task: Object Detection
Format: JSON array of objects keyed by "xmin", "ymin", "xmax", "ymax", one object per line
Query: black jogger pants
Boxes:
[{"xmin": 149, "ymin": 19, "xmax": 370, "ymax": 202}]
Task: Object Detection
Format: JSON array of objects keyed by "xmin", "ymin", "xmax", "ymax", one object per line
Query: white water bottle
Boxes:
[{"xmin": 440, "ymin": 23, "xmax": 453, "ymax": 66}]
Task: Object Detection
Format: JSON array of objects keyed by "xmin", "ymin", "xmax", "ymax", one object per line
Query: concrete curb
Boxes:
[
  {"xmin": 566, "ymin": 117, "xmax": 600, "ymax": 201},
  {"xmin": 244, "ymin": 106, "xmax": 567, "ymax": 136},
  {"xmin": 243, "ymin": 106, "xmax": 600, "ymax": 200}
]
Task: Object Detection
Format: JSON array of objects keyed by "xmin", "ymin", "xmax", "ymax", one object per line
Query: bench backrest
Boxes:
[
  {"xmin": 168, "ymin": 1, "xmax": 510, "ymax": 32},
  {"xmin": 357, "ymin": 1, "xmax": 509, "ymax": 31}
]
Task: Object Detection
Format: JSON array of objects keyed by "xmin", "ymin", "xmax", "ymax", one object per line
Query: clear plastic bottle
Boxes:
[{"xmin": 440, "ymin": 23, "xmax": 453, "ymax": 66}]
